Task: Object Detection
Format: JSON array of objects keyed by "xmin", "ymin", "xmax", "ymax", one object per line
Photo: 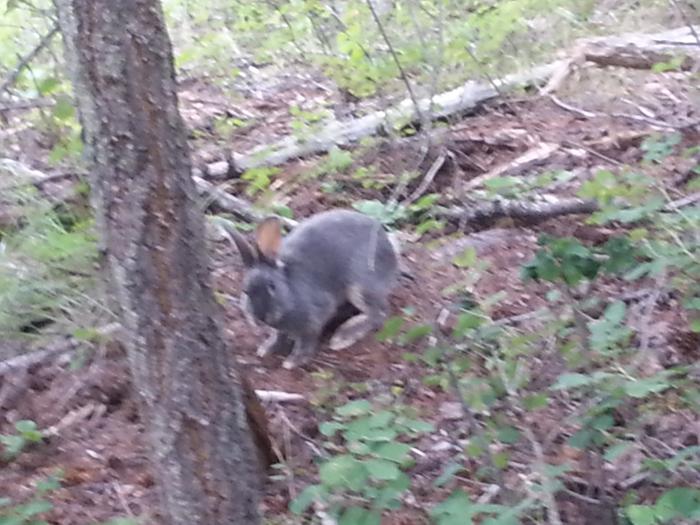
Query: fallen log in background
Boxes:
[{"xmin": 196, "ymin": 25, "xmax": 699, "ymax": 177}]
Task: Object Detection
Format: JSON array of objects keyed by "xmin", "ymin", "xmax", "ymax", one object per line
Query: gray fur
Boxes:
[{"xmin": 226, "ymin": 209, "xmax": 399, "ymax": 368}]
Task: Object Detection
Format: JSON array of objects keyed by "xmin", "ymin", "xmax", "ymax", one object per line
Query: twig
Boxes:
[
  {"xmin": 461, "ymin": 142, "xmax": 560, "ymax": 192},
  {"xmin": 112, "ymin": 481, "xmax": 135, "ymax": 517},
  {"xmin": 563, "ymin": 140, "xmax": 624, "ymax": 166},
  {"xmin": 562, "ymin": 286, "xmax": 593, "ymax": 361},
  {"xmin": 0, "ymin": 24, "xmax": 59, "ymax": 94},
  {"xmin": 194, "ymin": 176, "xmax": 298, "ymax": 228},
  {"xmin": 0, "ymin": 97, "xmax": 55, "ymax": 112},
  {"xmin": 0, "ymin": 341, "xmax": 76, "ymax": 376},
  {"xmin": 549, "ymin": 94, "xmax": 596, "ymax": 118},
  {"xmin": 401, "ymin": 151, "xmax": 446, "ymax": 207},
  {"xmin": 522, "ymin": 424, "xmax": 564, "ymax": 525},
  {"xmin": 365, "ymin": 0, "xmax": 424, "ymax": 125},
  {"xmin": 668, "ymin": 0, "xmax": 700, "ymax": 49},
  {"xmin": 550, "ymin": 94, "xmax": 688, "ymax": 130},
  {"xmin": 266, "ymin": 0, "xmax": 306, "ymax": 57},
  {"xmin": 254, "ymin": 390, "xmax": 305, "ymax": 403},
  {"xmin": 0, "ymin": 323, "xmax": 121, "ymax": 376},
  {"xmin": 44, "ymin": 402, "xmax": 100, "ymax": 437},
  {"xmin": 632, "ymin": 274, "xmax": 666, "ymax": 369}
]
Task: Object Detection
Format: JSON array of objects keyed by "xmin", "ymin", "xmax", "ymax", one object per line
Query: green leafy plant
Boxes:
[
  {"xmin": 625, "ymin": 487, "xmax": 700, "ymax": 525},
  {"xmin": 290, "ymin": 398, "xmax": 433, "ymax": 523},
  {"xmin": 0, "ymin": 472, "xmax": 61, "ymax": 525},
  {"xmin": 241, "ymin": 166, "xmax": 280, "ymax": 196},
  {"xmin": 1, "ymin": 420, "xmax": 44, "ymax": 460},
  {"xmin": 0, "ymin": 187, "xmax": 99, "ymax": 341}
]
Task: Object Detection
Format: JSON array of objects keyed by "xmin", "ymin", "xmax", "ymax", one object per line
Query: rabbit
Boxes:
[{"xmin": 225, "ymin": 209, "xmax": 399, "ymax": 369}]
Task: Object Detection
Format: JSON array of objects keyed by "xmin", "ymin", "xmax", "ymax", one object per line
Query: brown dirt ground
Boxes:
[{"xmin": 1, "ymin": 64, "xmax": 698, "ymax": 524}]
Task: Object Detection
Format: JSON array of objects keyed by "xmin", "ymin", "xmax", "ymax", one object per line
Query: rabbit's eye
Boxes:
[{"xmin": 267, "ymin": 282, "xmax": 276, "ymax": 294}]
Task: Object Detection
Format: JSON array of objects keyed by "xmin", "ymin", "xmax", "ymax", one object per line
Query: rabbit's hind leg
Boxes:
[{"xmin": 329, "ymin": 285, "xmax": 388, "ymax": 351}]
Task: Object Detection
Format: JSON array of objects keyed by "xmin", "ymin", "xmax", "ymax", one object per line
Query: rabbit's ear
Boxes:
[
  {"xmin": 255, "ymin": 217, "xmax": 282, "ymax": 261},
  {"xmin": 229, "ymin": 228, "xmax": 257, "ymax": 267}
]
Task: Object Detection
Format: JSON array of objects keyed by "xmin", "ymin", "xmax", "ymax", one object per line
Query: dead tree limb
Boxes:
[
  {"xmin": 223, "ymin": 61, "xmax": 565, "ymax": 172},
  {"xmin": 0, "ymin": 25, "xmax": 59, "ymax": 95},
  {"xmin": 189, "ymin": 26, "xmax": 700, "ymax": 176},
  {"xmin": 440, "ymin": 197, "xmax": 600, "ymax": 230},
  {"xmin": 441, "ymin": 190, "xmax": 700, "ymax": 231},
  {"xmin": 194, "ymin": 176, "xmax": 298, "ymax": 228},
  {"xmin": 461, "ymin": 142, "xmax": 560, "ymax": 192},
  {"xmin": 581, "ymin": 24, "xmax": 700, "ymax": 71}
]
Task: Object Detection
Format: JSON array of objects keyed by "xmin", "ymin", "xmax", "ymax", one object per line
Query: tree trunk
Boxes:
[{"xmin": 53, "ymin": 1, "xmax": 273, "ymax": 524}]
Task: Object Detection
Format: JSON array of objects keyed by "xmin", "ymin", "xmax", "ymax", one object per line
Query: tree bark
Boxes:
[{"xmin": 53, "ymin": 1, "xmax": 272, "ymax": 524}]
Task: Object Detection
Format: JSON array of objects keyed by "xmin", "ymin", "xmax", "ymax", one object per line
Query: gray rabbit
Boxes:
[{"xmin": 225, "ymin": 209, "xmax": 399, "ymax": 369}]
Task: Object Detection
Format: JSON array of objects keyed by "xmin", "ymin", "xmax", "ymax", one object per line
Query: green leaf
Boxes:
[
  {"xmin": 604, "ymin": 300, "xmax": 626, "ymax": 324},
  {"xmin": 398, "ymin": 418, "xmax": 434, "ymax": 433},
  {"xmin": 372, "ymin": 442, "xmax": 412, "ymax": 463},
  {"xmin": 35, "ymin": 474, "xmax": 62, "ymax": 493},
  {"xmin": 492, "ymin": 451, "xmax": 510, "ymax": 469},
  {"xmin": 376, "ymin": 316, "xmax": 404, "ymax": 342},
  {"xmin": 17, "ymin": 499, "xmax": 53, "ymax": 517},
  {"xmin": 289, "ymin": 484, "xmax": 322, "ymax": 514},
  {"xmin": 339, "ymin": 506, "xmax": 381, "ymax": 525},
  {"xmin": 434, "ymin": 462, "xmax": 463, "ymax": 487},
  {"xmin": 624, "ymin": 377, "xmax": 671, "ymax": 399},
  {"xmin": 497, "ymin": 426, "xmax": 520, "ymax": 445},
  {"xmin": 52, "ymin": 96, "xmax": 75, "ymax": 121},
  {"xmin": 399, "ymin": 324, "xmax": 432, "ymax": 344},
  {"xmin": 1, "ymin": 435, "xmax": 25, "ymax": 457},
  {"xmin": 432, "ymin": 490, "xmax": 473, "ymax": 518},
  {"xmin": 690, "ymin": 319, "xmax": 700, "ymax": 333},
  {"xmin": 319, "ymin": 455, "xmax": 366, "ymax": 488},
  {"xmin": 453, "ymin": 311, "xmax": 483, "ymax": 335},
  {"xmin": 346, "ymin": 426, "xmax": 397, "ymax": 443},
  {"xmin": 591, "ymin": 414, "xmax": 614, "ymax": 431},
  {"xmin": 452, "ymin": 247, "xmax": 477, "ymax": 268},
  {"xmin": 625, "ymin": 504, "xmax": 656, "ymax": 525},
  {"xmin": 15, "ymin": 420, "xmax": 42, "ymax": 442},
  {"xmin": 410, "ymin": 193, "xmax": 440, "ymax": 211},
  {"xmin": 604, "ymin": 442, "xmax": 632, "ymax": 461},
  {"xmin": 319, "ymin": 422, "xmax": 345, "ymax": 437},
  {"xmin": 568, "ymin": 428, "xmax": 594, "ymax": 450},
  {"xmin": 374, "ymin": 472, "xmax": 410, "ymax": 508},
  {"xmin": 655, "ymin": 487, "xmax": 700, "ymax": 519},
  {"xmin": 522, "ymin": 393, "xmax": 549, "ymax": 410},
  {"xmin": 365, "ymin": 458, "xmax": 401, "ymax": 481},
  {"xmin": 336, "ymin": 400, "xmax": 372, "ymax": 417},
  {"xmin": 366, "ymin": 411, "xmax": 393, "ymax": 428},
  {"xmin": 37, "ymin": 77, "xmax": 60, "ymax": 96}
]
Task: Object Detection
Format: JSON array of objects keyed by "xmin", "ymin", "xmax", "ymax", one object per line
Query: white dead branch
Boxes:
[{"xmin": 193, "ymin": 25, "xmax": 699, "ymax": 175}]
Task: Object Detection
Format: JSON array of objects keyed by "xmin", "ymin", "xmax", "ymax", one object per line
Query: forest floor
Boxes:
[{"xmin": 1, "ymin": 59, "xmax": 699, "ymax": 525}]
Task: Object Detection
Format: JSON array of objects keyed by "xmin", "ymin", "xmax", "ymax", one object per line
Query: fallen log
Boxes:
[
  {"xmin": 194, "ymin": 25, "xmax": 699, "ymax": 176},
  {"xmin": 440, "ymin": 191, "xmax": 700, "ymax": 231},
  {"xmin": 217, "ymin": 61, "xmax": 566, "ymax": 173},
  {"xmin": 581, "ymin": 25, "xmax": 700, "ymax": 71},
  {"xmin": 194, "ymin": 176, "xmax": 298, "ymax": 228},
  {"xmin": 439, "ymin": 196, "xmax": 600, "ymax": 230}
]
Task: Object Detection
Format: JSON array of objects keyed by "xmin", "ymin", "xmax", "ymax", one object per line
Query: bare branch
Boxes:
[{"xmin": 0, "ymin": 24, "xmax": 59, "ymax": 95}]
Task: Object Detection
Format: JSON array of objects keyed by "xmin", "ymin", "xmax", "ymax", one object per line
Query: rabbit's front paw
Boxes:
[{"xmin": 282, "ymin": 337, "xmax": 318, "ymax": 369}]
